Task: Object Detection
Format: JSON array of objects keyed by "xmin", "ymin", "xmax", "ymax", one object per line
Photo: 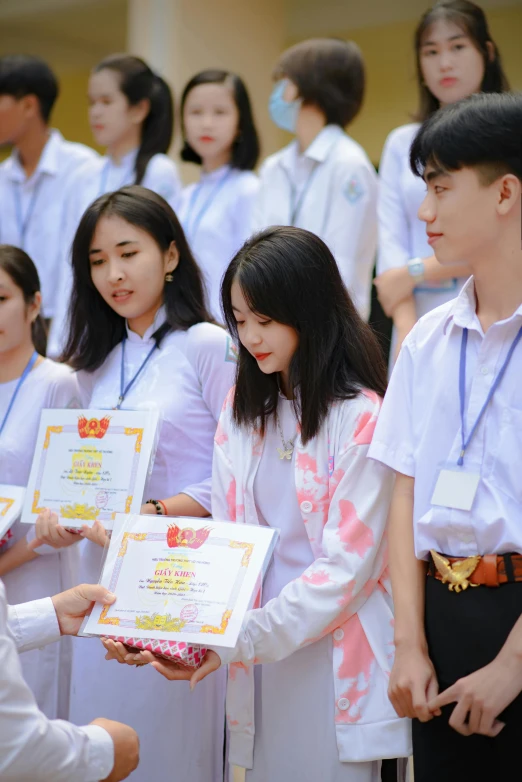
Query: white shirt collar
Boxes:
[
  {"xmin": 199, "ymin": 163, "xmax": 231, "ymax": 184},
  {"xmin": 125, "ymin": 305, "xmax": 168, "ymax": 344},
  {"xmin": 6, "ymin": 129, "xmax": 64, "ymax": 183},
  {"xmin": 281, "ymin": 125, "xmax": 344, "ymax": 170},
  {"xmin": 444, "ymin": 275, "xmax": 522, "ymax": 334}
]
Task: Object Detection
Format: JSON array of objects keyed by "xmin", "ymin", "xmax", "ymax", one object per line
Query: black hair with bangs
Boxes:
[
  {"xmin": 414, "ymin": 0, "xmax": 509, "ymax": 122},
  {"xmin": 221, "ymin": 226, "xmax": 387, "ymax": 444},
  {"xmin": 410, "ymin": 92, "xmax": 522, "ymax": 184},
  {"xmin": 180, "ymin": 69, "xmax": 259, "ymax": 171},
  {"xmin": 61, "ymin": 186, "xmax": 213, "ymax": 372}
]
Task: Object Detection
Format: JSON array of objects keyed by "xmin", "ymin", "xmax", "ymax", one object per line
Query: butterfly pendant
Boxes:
[{"xmin": 277, "ymin": 446, "xmax": 293, "ymax": 460}]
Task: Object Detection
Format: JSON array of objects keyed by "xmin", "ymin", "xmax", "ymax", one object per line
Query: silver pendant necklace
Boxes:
[{"xmin": 276, "ymin": 414, "xmax": 297, "ymax": 460}]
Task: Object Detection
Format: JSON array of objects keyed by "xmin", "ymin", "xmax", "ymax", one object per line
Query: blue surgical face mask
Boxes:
[{"xmin": 268, "ymin": 79, "xmax": 301, "ymax": 133}]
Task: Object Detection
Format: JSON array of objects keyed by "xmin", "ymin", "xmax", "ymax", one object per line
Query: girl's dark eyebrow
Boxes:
[
  {"xmin": 89, "ymin": 240, "xmax": 139, "ymax": 256},
  {"xmin": 421, "ymin": 33, "xmax": 467, "ymax": 47}
]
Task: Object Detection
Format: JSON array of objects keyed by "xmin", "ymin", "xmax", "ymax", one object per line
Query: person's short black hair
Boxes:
[
  {"xmin": 221, "ymin": 226, "xmax": 387, "ymax": 444},
  {"xmin": 180, "ymin": 69, "xmax": 260, "ymax": 171},
  {"xmin": 0, "ymin": 54, "xmax": 58, "ymax": 123},
  {"xmin": 410, "ymin": 92, "xmax": 522, "ymax": 186},
  {"xmin": 273, "ymin": 38, "xmax": 365, "ymax": 128}
]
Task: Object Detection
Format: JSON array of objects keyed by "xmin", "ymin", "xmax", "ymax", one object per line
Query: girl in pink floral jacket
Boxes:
[{"xmin": 129, "ymin": 226, "xmax": 411, "ymax": 780}]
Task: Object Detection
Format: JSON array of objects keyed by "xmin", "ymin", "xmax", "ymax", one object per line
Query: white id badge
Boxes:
[{"xmin": 431, "ymin": 465, "xmax": 480, "ymax": 511}]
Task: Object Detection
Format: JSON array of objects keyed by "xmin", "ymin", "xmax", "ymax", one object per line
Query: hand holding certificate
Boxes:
[
  {"xmin": 83, "ymin": 513, "xmax": 278, "ymax": 667},
  {"xmin": 21, "ymin": 409, "xmax": 159, "ymax": 530}
]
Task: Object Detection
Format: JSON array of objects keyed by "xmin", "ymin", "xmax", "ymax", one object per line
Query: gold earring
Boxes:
[{"xmin": 165, "ymin": 273, "xmax": 174, "ymax": 283}]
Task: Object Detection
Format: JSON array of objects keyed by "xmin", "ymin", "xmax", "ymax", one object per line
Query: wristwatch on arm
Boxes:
[{"xmin": 407, "ymin": 258, "xmax": 425, "ymax": 285}]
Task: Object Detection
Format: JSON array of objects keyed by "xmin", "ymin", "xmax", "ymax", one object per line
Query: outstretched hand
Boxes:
[{"xmin": 51, "ymin": 583, "xmax": 116, "ymax": 636}]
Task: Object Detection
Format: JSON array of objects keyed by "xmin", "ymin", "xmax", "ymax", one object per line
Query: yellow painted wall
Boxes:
[{"xmin": 288, "ymin": 6, "xmax": 522, "ymax": 166}]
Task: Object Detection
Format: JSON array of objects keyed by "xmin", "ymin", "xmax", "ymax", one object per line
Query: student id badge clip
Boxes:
[
  {"xmin": 431, "ymin": 324, "xmax": 522, "ymax": 512},
  {"xmin": 431, "ymin": 463, "xmax": 480, "ymax": 511}
]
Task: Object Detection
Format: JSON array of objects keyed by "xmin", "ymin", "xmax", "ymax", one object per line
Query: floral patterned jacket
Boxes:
[{"xmin": 211, "ymin": 388, "xmax": 412, "ymax": 768}]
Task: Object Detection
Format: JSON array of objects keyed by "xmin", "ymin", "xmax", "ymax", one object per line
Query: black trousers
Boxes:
[{"xmin": 413, "ymin": 576, "xmax": 522, "ymax": 781}]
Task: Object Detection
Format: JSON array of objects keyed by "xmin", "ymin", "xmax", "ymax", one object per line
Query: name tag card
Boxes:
[
  {"xmin": 21, "ymin": 409, "xmax": 159, "ymax": 530},
  {"xmin": 83, "ymin": 513, "xmax": 278, "ymax": 649},
  {"xmin": 0, "ymin": 485, "xmax": 25, "ymax": 539},
  {"xmin": 431, "ymin": 467, "xmax": 480, "ymax": 512}
]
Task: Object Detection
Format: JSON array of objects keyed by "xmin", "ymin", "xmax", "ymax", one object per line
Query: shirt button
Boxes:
[
  {"xmin": 337, "ymin": 697, "xmax": 350, "ymax": 711},
  {"xmin": 333, "ymin": 628, "xmax": 344, "ymax": 641},
  {"xmin": 300, "ymin": 500, "xmax": 313, "ymax": 513},
  {"xmin": 480, "ymin": 366, "xmax": 489, "ymax": 375}
]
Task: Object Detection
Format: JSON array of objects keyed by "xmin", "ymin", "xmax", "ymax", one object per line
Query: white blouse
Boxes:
[
  {"xmin": 178, "ymin": 165, "xmax": 259, "ymax": 321},
  {"xmin": 377, "ymin": 122, "xmax": 463, "ymax": 319},
  {"xmin": 47, "ymin": 148, "xmax": 183, "ymax": 357},
  {"xmin": 0, "ymin": 359, "xmax": 79, "ymax": 491},
  {"xmin": 77, "ymin": 309, "xmax": 236, "ymax": 510},
  {"xmin": 254, "ymin": 397, "xmax": 314, "ymax": 601},
  {"xmin": 0, "ymin": 358, "xmax": 80, "ymax": 719}
]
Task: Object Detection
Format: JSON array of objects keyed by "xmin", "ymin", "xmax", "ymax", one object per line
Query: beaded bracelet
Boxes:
[{"xmin": 146, "ymin": 499, "xmax": 167, "ymax": 515}]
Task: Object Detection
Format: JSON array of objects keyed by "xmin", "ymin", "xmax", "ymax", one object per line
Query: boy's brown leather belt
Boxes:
[{"xmin": 428, "ymin": 550, "xmax": 522, "ymax": 591}]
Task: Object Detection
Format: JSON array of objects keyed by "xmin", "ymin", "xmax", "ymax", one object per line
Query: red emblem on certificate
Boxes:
[
  {"xmin": 167, "ymin": 524, "xmax": 212, "ymax": 550},
  {"xmin": 78, "ymin": 415, "xmax": 111, "ymax": 439}
]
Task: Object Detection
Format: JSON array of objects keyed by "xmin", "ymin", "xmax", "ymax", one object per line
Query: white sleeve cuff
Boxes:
[
  {"xmin": 8, "ymin": 597, "xmax": 61, "ymax": 653},
  {"xmin": 80, "ymin": 724, "xmax": 115, "ymax": 782}
]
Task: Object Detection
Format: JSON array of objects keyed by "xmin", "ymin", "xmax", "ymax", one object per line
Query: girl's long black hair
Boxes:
[
  {"xmin": 94, "ymin": 54, "xmax": 174, "ymax": 184},
  {"xmin": 414, "ymin": 1, "xmax": 509, "ymax": 122},
  {"xmin": 221, "ymin": 226, "xmax": 387, "ymax": 444},
  {"xmin": 61, "ymin": 186, "xmax": 213, "ymax": 372},
  {"xmin": 0, "ymin": 244, "xmax": 47, "ymax": 355}
]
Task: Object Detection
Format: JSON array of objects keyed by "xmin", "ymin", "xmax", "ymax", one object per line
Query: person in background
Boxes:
[
  {"xmin": 374, "ymin": 0, "xmax": 510, "ymax": 362},
  {"xmin": 48, "ymin": 53, "xmax": 182, "ymax": 357},
  {"xmin": 0, "ymin": 578, "xmax": 139, "ymax": 781},
  {"xmin": 252, "ymin": 38, "xmax": 378, "ymax": 321},
  {"xmin": 0, "ymin": 245, "xmax": 80, "ymax": 720},
  {"xmin": 0, "ymin": 55, "xmax": 98, "ymax": 325},
  {"xmin": 178, "ymin": 69, "xmax": 260, "ymax": 320}
]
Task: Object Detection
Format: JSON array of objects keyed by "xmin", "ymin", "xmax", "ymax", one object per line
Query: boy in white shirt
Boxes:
[
  {"xmin": 0, "ymin": 55, "xmax": 97, "ymax": 322},
  {"xmin": 369, "ymin": 92, "xmax": 522, "ymax": 779}
]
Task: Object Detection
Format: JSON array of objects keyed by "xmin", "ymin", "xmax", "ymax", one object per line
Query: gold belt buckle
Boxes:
[{"xmin": 430, "ymin": 550, "xmax": 481, "ymax": 592}]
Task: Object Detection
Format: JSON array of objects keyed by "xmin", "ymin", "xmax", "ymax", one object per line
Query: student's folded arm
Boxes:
[{"xmin": 213, "ymin": 405, "xmax": 394, "ymax": 667}]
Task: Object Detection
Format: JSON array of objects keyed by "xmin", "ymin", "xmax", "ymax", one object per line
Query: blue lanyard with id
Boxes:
[
  {"xmin": 13, "ymin": 179, "xmax": 45, "ymax": 249},
  {"xmin": 184, "ymin": 168, "xmax": 232, "ymax": 239},
  {"xmin": 0, "ymin": 351, "xmax": 39, "ymax": 438},
  {"xmin": 431, "ymin": 325, "xmax": 522, "ymax": 511},
  {"xmin": 114, "ymin": 338, "xmax": 157, "ymax": 409}
]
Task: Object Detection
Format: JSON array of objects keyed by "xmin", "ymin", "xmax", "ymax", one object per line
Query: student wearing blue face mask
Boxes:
[{"xmin": 252, "ymin": 38, "xmax": 378, "ymax": 321}]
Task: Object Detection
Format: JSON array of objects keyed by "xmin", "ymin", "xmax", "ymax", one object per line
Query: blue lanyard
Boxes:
[
  {"xmin": 13, "ymin": 179, "xmax": 45, "ymax": 248},
  {"xmin": 98, "ymin": 157, "xmax": 135, "ymax": 197},
  {"xmin": 115, "ymin": 338, "xmax": 157, "ymax": 409},
  {"xmin": 288, "ymin": 163, "xmax": 320, "ymax": 226},
  {"xmin": 458, "ymin": 325, "xmax": 522, "ymax": 465},
  {"xmin": 98, "ymin": 160, "xmax": 111, "ymax": 196},
  {"xmin": 184, "ymin": 168, "xmax": 232, "ymax": 239},
  {"xmin": 0, "ymin": 351, "xmax": 39, "ymax": 437}
]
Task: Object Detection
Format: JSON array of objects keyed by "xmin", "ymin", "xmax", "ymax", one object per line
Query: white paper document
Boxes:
[
  {"xmin": 83, "ymin": 513, "xmax": 278, "ymax": 648},
  {"xmin": 0, "ymin": 485, "xmax": 25, "ymax": 539},
  {"xmin": 21, "ymin": 409, "xmax": 159, "ymax": 530}
]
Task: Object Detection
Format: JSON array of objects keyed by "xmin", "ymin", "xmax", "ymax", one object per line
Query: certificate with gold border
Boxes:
[
  {"xmin": 83, "ymin": 513, "xmax": 278, "ymax": 648},
  {"xmin": 21, "ymin": 409, "xmax": 159, "ymax": 530},
  {"xmin": 0, "ymin": 485, "xmax": 25, "ymax": 539}
]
